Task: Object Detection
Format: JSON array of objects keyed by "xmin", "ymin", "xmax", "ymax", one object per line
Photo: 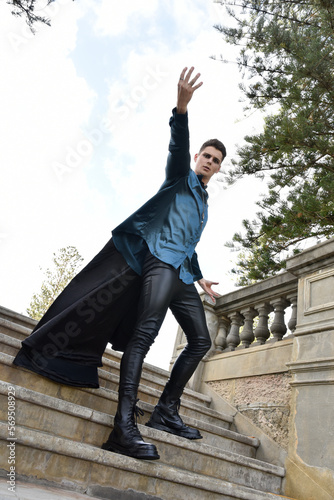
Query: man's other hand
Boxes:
[{"xmin": 197, "ymin": 278, "xmax": 219, "ymax": 303}]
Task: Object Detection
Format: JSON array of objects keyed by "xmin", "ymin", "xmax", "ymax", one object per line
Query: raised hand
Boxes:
[{"xmin": 177, "ymin": 66, "xmax": 203, "ymax": 114}]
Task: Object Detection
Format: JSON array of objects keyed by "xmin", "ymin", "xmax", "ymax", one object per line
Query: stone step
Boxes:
[
  {"xmin": 5, "ymin": 361, "xmax": 220, "ymax": 434},
  {"xmin": 95, "ymin": 352, "xmax": 211, "ymax": 409},
  {"xmin": 0, "ymin": 423, "xmax": 291, "ymax": 500},
  {"xmin": 0, "ymin": 362, "xmax": 256, "ymax": 457},
  {"xmin": 0, "ymin": 380, "xmax": 282, "ymax": 494},
  {"xmin": 0, "ymin": 331, "xmax": 19, "ymax": 357},
  {"xmin": 0, "ymin": 317, "xmax": 33, "ymax": 342},
  {"xmin": 0, "ymin": 478, "xmax": 116, "ymax": 500},
  {"xmin": 0, "ymin": 331, "xmax": 212, "ymax": 409},
  {"xmin": 0, "ymin": 379, "xmax": 259, "ymax": 459},
  {"xmin": 1, "ymin": 351, "xmax": 232, "ymax": 432},
  {"xmin": 0, "ymin": 307, "xmax": 295, "ymax": 499},
  {"xmin": 0, "ymin": 305, "xmax": 36, "ymax": 332}
]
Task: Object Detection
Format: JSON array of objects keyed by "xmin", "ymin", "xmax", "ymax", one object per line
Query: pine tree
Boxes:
[
  {"xmin": 6, "ymin": 0, "xmax": 53, "ymax": 31},
  {"xmin": 215, "ymin": 0, "xmax": 334, "ymax": 284},
  {"xmin": 27, "ymin": 246, "xmax": 83, "ymax": 320}
]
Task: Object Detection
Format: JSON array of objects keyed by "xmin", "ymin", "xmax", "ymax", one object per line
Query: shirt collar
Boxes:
[{"xmin": 197, "ymin": 174, "xmax": 208, "ymax": 190}]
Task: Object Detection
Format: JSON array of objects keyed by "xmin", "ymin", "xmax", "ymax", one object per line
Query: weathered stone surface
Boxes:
[
  {"xmin": 240, "ymin": 407, "xmax": 290, "ymax": 451},
  {"xmin": 203, "ymin": 340, "xmax": 294, "ymax": 382},
  {"xmin": 208, "ymin": 373, "xmax": 292, "ymax": 450},
  {"xmin": 294, "ymin": 383, "xmax": 334, "ymax": 470},
  {"xmin": 286, "ymin": 243, "xmax": 334, "ymax": 499},
  {"xmin": 0, "ymin": 477, "xmax": 134, "ymax": 500},
  {"xmin": 0, "ymin": 422, "xmax": 288, "ymax": 500}
]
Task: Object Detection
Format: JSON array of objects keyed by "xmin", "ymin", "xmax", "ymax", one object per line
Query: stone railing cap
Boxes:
[
  {"xmin": 213, "ymin": 271, "xmax": 297, "ymax": 314},
  {"xmin": 286, "ymin": 237, "xmax": 334, "ymax": 277}
]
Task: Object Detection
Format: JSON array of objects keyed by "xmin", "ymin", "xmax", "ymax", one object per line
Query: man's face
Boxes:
[{"xmin": 194, "ymin": 146, "xmax": 223, "ymax": 184}]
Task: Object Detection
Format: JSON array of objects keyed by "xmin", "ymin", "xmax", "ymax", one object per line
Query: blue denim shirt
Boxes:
[{"xmin": 112, "ymin": 108, "xmax": 208, "ymax": 284}]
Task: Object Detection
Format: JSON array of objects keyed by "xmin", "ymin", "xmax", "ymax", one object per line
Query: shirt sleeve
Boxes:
[
  {"xmin": 165, "ymin": 108, "xmax": 191, "ymax": 181},
  {"xmin": 191, "ymin": 251, "xmax": 203, "ymax": 281}
]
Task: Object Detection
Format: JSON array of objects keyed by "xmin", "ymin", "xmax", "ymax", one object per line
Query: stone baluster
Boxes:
[
  {"xmin": 225, "ymin": 312, "xmax": 243, "ymax": 351},
  {"xmin": 287, "ymin": 293, "xmax": 298, "ymax": 334},
  {"xmin": 214, "ymin": 316, "xmax": 229, "ymax": 352},
  {"xmin": 239, "ymin": 307, "xmax": 257, "ymax": 348},
  {"xmin": 253, "ymin": 302, "xmax": 272, "ymax": 345},
  {"xmin": 269, "ymin": 298, "xmax": 290, "ymax": 342}
]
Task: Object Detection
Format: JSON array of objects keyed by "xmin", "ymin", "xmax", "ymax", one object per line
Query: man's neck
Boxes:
[{"xmin": 196, "ymin": 173, "xmax": 208, "ymax": 188}]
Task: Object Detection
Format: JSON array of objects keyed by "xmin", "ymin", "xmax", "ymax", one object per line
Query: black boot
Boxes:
[
  {"xmin": 146, "ymin": 382, "xmax": 202, "ymax": 440},
  {"xmin": 102, "ymin": 392, "xmax": 160, "ymax": 460}
]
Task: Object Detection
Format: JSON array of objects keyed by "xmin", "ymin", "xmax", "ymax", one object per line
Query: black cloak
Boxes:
[{"xmin": 13, "ymin": 239, "xmax": 142, "ymax": 388}]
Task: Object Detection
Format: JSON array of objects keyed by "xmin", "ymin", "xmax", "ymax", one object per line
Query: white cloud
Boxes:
[
  {"xmin": 164, "ymin": 0, "xmax": 214, "ymax": 38},
  {"xmin": 92, "ymin": 0, "xmax": 159, "ymax": 37},
  {"xmin": 0, "ymin": 3, "xmax": 109, "ymax": 313}
]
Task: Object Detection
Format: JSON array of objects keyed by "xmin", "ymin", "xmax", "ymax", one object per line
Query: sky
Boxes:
[{"xmin": 0, "ymin": 0, "xmax": 265, "ymax": 369}]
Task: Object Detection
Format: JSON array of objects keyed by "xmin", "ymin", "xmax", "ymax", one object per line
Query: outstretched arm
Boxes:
[
  {"xmin": 176, "ymin": 66, "xmax": 203, "ymax": 114},
  {"xmin": 165, "ymin": 67, "xmax": 203, "ymax": 181}
]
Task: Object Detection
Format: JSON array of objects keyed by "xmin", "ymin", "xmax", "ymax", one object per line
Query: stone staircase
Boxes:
[{"xmin": 0, "ymin": 305, "xmax": 295, "ymax": 500}]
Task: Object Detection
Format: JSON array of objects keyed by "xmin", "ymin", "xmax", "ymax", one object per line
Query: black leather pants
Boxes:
[{"xmin": 118, "ymin": 252, "xmax": 211, "ymax": 396}]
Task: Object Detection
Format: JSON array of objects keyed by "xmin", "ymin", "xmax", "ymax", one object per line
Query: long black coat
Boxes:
[{"xmin": 13, "ymin": 239, "xmax": 142, "ymax": 387}]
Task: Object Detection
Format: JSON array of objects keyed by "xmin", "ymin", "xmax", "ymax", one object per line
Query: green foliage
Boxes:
[
  {"xmin": 27, "ymin": 246, "xmax": 83, "ymax": 321},
  {"xmin": 215, "ymin": 0, "xmax": 334, "ymax": 284}
]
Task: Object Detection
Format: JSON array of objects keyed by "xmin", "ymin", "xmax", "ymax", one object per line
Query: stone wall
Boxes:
[
  {"xmin": 197, "ymin": 238, "xmax": 334, "ymax": 500},
  {"xmin": 208, "ymin": 372, "xmax": 291, "ymax": 450}
]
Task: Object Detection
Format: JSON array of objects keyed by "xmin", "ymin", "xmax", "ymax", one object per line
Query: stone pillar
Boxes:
[
  {"xmin": 214, "ymin": 316, "xmax": 229, "ymax": 352},
  {"xmin": 286, "ymin": 293, "xmax": 298, "ymax": 334},
  {"xmin": 239, "ymin": 307, "xmax": 257, "ymax": 348},
  {"xmin": 285, "ymin": 238, "xmax": 334, "ymax": 500},
  {"xmin": 269, "ymin": 298, "xmax": 290, "ymax": 342},
  {"xmin": 253, "ymin": 302, "xmax": 272, "ymax": 345},
  {"xmin": 225, "ymin": 311, "xmax": 243, "ymax": 351}
]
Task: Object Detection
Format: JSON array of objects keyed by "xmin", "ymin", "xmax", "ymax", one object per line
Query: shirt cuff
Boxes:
[{"xmin": 172, "ymin": 107, "xmax": 188, "ymax": 119}]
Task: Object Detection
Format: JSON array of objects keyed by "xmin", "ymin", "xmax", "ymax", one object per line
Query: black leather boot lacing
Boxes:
[{"xmin": 102, "ymin": 398, "xmax": 160, "ymax": 460}]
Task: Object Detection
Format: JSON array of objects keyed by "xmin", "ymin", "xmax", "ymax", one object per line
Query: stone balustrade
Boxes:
[
  {"xmin": 171, "ymin": 271, "xmax": 298, "ymax": 362},
  {"xmin": 212, "ymin": 275, "xmax": 298, "ymax": 353}
]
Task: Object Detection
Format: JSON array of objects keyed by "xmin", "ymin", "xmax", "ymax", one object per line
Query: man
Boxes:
[
  {"xmin": 13, "ymin": 66, "xmax": 226, "ymax": 461},
  {"xmin": 101, "ymin": 67, "xmax": 226, "ymax": 460}
]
